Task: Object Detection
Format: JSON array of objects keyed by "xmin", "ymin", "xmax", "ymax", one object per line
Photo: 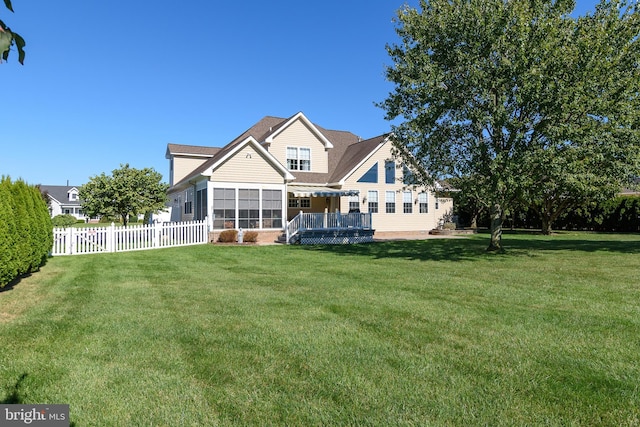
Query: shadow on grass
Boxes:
[
  {"xmin": 1, "ymin": 373, "xmax": 28, "ymax": 404},
  {"xmin": 298, "ymin": 233, "xmax": 640, "ymax": 261},
  {"xmin": 504, "ymin": 233, "xmax": 640, "ymax": 254},
  {"xmin": 1, "ymin": 374, "xmax": 77, "ymax": 426},
  {"xmin": 0, "ymin": 257, "xmax": 50, "ymax": 294},
  {"xmin": 300, "ymin": 238, "xmax": 488, "ymax": 262}
]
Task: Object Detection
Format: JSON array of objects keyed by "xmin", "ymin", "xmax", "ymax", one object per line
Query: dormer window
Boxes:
[
  {"xmin": 68, "ymin": 189, "xmax": 78, "ymax": 201},
  {"xmin": 286, "ymin": 147, "xmax": 311, "ymax": 171}
]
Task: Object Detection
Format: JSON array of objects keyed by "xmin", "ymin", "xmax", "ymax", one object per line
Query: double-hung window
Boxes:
[
  {"xmin": 367, "ymin": 190, "xmax": 378, "ymax": 213},
  {"xmin": 403, "ymin": 191, "xmax": 413, "ymax": 213},
  {"xmin": 385, "ymin": 191, "xmax": 396, "ymax": 213},
  {"xmin": 286, "ymin": 147, "xmax": 311, "ymax": 171},
  {"xmin": 418, "ymin": 192, "xmax": 428, "ymax": 213},
  {"xmin": 299, "ymin": 148, "xmax": 310, "ymax": 171}
]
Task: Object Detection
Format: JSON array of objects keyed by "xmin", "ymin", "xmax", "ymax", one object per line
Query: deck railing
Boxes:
[{"xmin": 286, "ymin": 212, "xmax": 372, "ymax": 243}]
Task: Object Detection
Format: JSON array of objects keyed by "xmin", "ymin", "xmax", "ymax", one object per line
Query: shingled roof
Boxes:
[
  {"xmin": 165, "ymin": 144, "xmax": 221, "ymax": 159},
  {"xmin": 168, "ymin": 113, "xmax": 388, "ymax": 190},
  {"xmin": 39, "ymin": 185, "xmax": 82, "ymax": 206}
]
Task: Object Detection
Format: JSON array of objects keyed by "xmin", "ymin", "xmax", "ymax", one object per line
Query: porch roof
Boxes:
[{"xmin": 288, "ymin": 185, "xmax": 359, "ymax": 198}]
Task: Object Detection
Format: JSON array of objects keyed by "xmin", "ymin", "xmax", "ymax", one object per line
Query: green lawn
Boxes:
[{"xmin": 1, "ymin": 233, "xmax": 639, "ymax": 426}]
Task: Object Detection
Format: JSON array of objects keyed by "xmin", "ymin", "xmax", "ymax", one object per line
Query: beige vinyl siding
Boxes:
[
  {"xmin": 212, "ymin": 146, "xmax": 285, "ymax": 184},
  {"xmin": 340, "ymin": 141, "xmax": 453, "ymax": 232},
  {"xmin": 268, "ymin": 119, "xmax": 329, "ymax": 174},
  {"xmin": 172, "ymin": 157, "xmax": 210, "ymax": 185}
]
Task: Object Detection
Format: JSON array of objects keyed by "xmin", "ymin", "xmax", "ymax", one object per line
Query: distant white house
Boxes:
[{"xmin": 40, "ymin": 185, "xmax": 88, "ymax": 221}]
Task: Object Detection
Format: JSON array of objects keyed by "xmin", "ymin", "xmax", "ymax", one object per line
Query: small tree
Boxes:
[
  {"xmin": 0, "ymin": 0, "xmax": 25, "ymax": 64},
  {"xmin": 80, "ymin": 164, "xmax": 169, "ymax": 226}
]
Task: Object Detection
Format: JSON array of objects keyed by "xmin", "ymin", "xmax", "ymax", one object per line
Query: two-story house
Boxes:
[{"xmin": 165, "ymin": 112, "xmax": 453, "ymax": 239}]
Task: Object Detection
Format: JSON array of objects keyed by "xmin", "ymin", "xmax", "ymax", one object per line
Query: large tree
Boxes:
[
  {"xmin": 79, "ymin": 164, "xmax": 169, "ymax": 226},
  {"xmin": 379, "ymin": 0, "xmax": 640, "ymax": 250},
  {"xmin": 0, "ymin": 0, "xmax": 25, "ymax": 64}
]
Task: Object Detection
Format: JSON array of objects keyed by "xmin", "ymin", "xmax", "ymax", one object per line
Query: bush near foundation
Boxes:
[
  {"xmin": 243, "ymin": 231, "xmax": 259, "ymax": 243},
  {"xmin": 217, "ymin": 229, "xmax": 238, "ymax": 243}
]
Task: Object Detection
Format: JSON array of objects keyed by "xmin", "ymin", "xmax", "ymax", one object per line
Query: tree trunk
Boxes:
[
  {"xmin": 541, "ymin": 216, "xmax": 552, "ymax": 235},
  {"xmin": 470, "ymin": 214, "xmax": 478, "ymax": 229},
  {"xmin": 487, "ymin": 203, "xmax": 503, "ymax": 252}
]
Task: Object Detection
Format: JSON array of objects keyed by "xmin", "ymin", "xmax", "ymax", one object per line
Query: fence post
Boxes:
[
  {"xmin": 154, "ymin": 221, "xmax": 161, "ymax": 248},
  {"xmin": 67, "ymin": 227, "xmax": 74, "ymax": 255},
  {"xmin": 108, "ymin": 222, "xmax": 115, "ymax": 252}
]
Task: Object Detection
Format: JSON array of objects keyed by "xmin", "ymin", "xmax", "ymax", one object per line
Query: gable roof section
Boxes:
[
  {"xmin": 264, "ymin": 112, "xmax": 334, "ymax": 149},
  {"xmin": 329, "ymin": 134, "xmax": 390, "ymax": 184},
  {"xmin": 286, "ymin": 125, "xmax": 361, "ymax": 185},
  {"xmin": 202, "ymin": 136, "xmax": 294, "ymax": 180},
  {"xmin": 169, "ymin": 135, "xmax": 294, "ymax": 191}
]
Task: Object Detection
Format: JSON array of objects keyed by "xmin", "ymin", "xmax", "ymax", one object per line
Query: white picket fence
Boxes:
[{"xmin": 52, "ymin": 221, "xmax": 209, "ymax": 256}]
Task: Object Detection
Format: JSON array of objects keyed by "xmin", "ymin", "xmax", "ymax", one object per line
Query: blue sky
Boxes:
[{"xmin": 3, "ymin": 0, "xmax": 600, "ymax": 186}]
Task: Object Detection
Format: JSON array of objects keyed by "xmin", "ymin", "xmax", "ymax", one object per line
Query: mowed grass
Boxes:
[{"xmin": 1, "ymin": 233, "xmax": 639, "ymax": 426}]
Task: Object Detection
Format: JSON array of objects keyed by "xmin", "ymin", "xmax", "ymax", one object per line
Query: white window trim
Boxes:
[{"xmin": 286, "ymin": 146, "xmax": 311, "ymax": 172}]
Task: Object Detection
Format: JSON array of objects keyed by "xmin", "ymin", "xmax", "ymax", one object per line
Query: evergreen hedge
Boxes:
[{"xmin": 0, "ymin": 177, "xmax": 53, "ymax": 288}]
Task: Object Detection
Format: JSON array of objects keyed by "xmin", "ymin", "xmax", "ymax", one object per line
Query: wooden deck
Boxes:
[{"xmin": 286, "ymin": 212, "xmax": 374, "ymax": 244}]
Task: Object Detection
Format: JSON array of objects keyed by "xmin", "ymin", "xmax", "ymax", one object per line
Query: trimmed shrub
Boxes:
[
  {"xmin": 217, "ymin": 229, "xmax": 238, "ymax": 243},
  {"xmin": 0, "ymin": 177, "xmax": 53, "ymax": 288},
  {"xmin": 52, "ymin": 214, "xmax": 77, "ymax": 228},
  {"xmin": 27, "ymin": 185, "xmax": 52, "ymax": 272},
  {"xmin": 443, "ymin": 222, "xmax": 456, "ymax": 230},
  {"xmin": 10, "ymin": 180, "xmax": 31, "ymax": 276},
  {"xmin": 0, "ymin": 177, "xmax": 17, "ymax": 288},
  {"xmin": 243, "ymin": 231, "xmax": 259, "ymax": 243}
]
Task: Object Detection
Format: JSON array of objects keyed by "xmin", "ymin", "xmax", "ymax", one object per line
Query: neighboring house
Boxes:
[
  {"xmin": 165, "ymin": 112, "xmax": 453, "ymax": 237},
  {"xmin": 40, "ymin": 185, "xmax": 87, "ymax": 221}
]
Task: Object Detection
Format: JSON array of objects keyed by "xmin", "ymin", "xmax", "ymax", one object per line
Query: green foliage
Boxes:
[
  {"xmin": 0, "ymin": 177, "xmax": 17, "ymax": 287},
  {"xmin": 1, "ymin": 0, "xmax": 25, "ymax": 64},
  {"xmin": 217, "ymin": 229, "xmax": 238, "ymax": 243},
  {"xmin": 10, "ymin": 180, "xmax": 30, "ymax": 276},
  {"xmin": 553, "ymin": 195, "xmax": 640, "ymax": 232},
  {"xmin": 52, "ymin": 214, "xmax": 77, "ymax": 228},
  {"xmin": 380, "ymin": 0, "xmax": 640, "ymax": 249},
  {"xmin": 0, "ymin": 177, "xmax": 52, "ymax": 288},
  {"xmin": 28, "ymin": 183, "xmax": 52, "ymax": 272},
  {"xmin": 79, "ymin": 164, "xmax": 169, "ymax": 226}
]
